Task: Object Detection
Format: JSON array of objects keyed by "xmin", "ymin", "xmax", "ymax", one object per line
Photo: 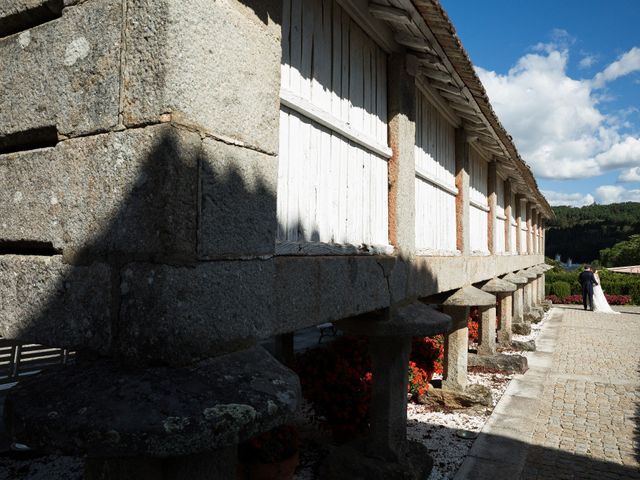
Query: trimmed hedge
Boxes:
[
  {"xmin": 545, "ymin": 269, "xmax": 640, "ymax": 305},
  {"xmin": 551, "ymin": 281, "xmax": 571, "ymax": 298}
]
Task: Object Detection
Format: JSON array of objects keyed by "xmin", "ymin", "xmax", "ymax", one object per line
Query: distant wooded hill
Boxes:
[{"xmin": 545, "ymin": 202, "xmax": 640, "ymax": 264}]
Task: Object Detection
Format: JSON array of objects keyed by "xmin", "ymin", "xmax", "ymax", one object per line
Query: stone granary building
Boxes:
[{"xmin": 0, "ymin": 0, "xmax": 552, "ymax": 478}]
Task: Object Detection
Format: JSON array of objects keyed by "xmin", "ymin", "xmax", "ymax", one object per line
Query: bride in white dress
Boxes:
[{"xmin": 592, "ymin": 271, "xmax": 621, "ymax": 314}]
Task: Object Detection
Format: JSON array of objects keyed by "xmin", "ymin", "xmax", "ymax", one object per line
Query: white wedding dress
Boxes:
[{"xmin": 592, "ymin": 274, "xmax": 620, "ymax": 314}]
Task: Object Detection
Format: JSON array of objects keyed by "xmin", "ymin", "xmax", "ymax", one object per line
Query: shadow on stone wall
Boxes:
[{"xmin": 1, "ymin": 123, "xmax": 442, "ymax": 368}]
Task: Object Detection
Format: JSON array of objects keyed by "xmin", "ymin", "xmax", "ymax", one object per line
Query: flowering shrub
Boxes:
[
  {"xmin": 294, "ymin": 336, "xmax": 372, "ymax": 441},
  {"xmin": 411, "ymin": 335, "xmax": 444, "ymax": 376},
  {"xmin": 468, "ymin": 306, "xmax": 479, "ymax": 343},
  {"xmin": 545, "ymin": 294, "xmax": 631, "ymax": 305},
  {"xmin": 239, "ymin": 425, "xmax": 299, "ymax": 463},
  {"xmin": 408, "ymin": 361, "xmax": 429, "ymax": 397}
]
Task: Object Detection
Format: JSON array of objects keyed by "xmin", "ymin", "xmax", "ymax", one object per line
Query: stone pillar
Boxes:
[
  {"xmin": 388, "ymin": 53, "xmax": 416, "ymax": 257},
  {"xmin": 455, "ymin": 129, "xmax": 471, "ymax": 255},
  {"xmin": 477, "ymin": 305, "xmax": 497, "ymax": 356},
  {"xmin": 487, "ymin": 161, "xmax": 497, "ymax": 254},
  {"xmin": 504, "ymin": 272, "xmax": 527, "ymax": 334},
  {"xmin": 369, "ymin": 336, "xmax": 412, "ymax": 460},
  {"xmin": 497, "ymin": 294, "xmax": 513, "ymax": 346},
  {"xmin": 336, "ymin": 303, "xmax": 451, "ymax": 477},
  {"xmin": 481, "ymin": 277, "xmax": 517, "ymax": 349},
  {"xmin": 442, "ymin": 305, "xmax": 470, "ymax": 391},
  {"xmin": 442, "ymin": 286, "xmax": 496, "ymax": 390}
]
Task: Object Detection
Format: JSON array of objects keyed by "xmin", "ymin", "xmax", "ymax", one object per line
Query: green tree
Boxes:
[{"xmin": 600, "ymin": 235, "xmax": 640, "ymax": 267}]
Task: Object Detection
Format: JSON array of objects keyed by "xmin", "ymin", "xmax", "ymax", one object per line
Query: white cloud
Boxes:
[
  {"xmin": 542, "ymin": 190, "xmax": 594, "ymax": 207},
  {"xmin": 476, "ymin": 45, "xmax": 640, "ymax": 180},
  {"xmin": 618, "ymin": 166, "xmax": 640, "ymax": 182},
  {"xmin": 579, "ymin": 55, "xmax": 596, "ymax": 69},
  {"xmin": 592, "ymin": 47, "xmax": 640, "ymax": 88},
  {"xmin": 595, "ymin": 185, "xmax": 640, "ymax": 203}
]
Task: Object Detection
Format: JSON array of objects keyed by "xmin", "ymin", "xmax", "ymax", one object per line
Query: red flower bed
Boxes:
[
  {"xmin": 468, "ymin": 306, "xmax": 479, "ymax": 343},
  {"xmin": 408, "ymin": 361, "xmax": 429, "ymax": 397},
  {"xmin": 545, "ymin": 294, "xmax": 631, "ymax": 305},
  {"xmin": 411, "ymin": 335, "xmax": 444, "ymax": 376}
]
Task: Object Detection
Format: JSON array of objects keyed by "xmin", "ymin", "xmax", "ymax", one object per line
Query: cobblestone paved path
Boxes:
[{"xmin": 456, "ymin": 306, "xmax": 640, "ymax": 479}]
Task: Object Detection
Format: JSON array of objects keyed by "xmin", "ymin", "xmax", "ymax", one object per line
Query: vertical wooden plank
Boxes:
[
  {"xmin": 331, "ymin": 0, "xmax": 342, "ymax": 119},
  {"xmin": 281, "ymin": 0, "xmax": 291, "ymax": 92},
  {"xmin": 340, "ymin": 9, "xmax": 350, "ymax": 125},
  {"xmin": 300, "ymin": 0, "xmax": 314, "ymax": 101},
  {"xmin": 277, "ymin": 109, "xmax": 289, "ymax": 241},
  {"xmin": 289, "ymin": 0, "xmax": 303, "ymax": 96}
]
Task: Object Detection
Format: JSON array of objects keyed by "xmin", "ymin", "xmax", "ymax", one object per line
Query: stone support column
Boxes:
[
  {"xmin": 442, "ymin": 286, "xmax": 495, "ymax": 390},
  {"xmin": 455, "ymin": 129, "xmax": 470, "ymax": 255},
  {"xmin": 477, "ymin": 305, "xmax": 497, "ymax": 356},
  {"xmin": 337, "ymin": 303, "xmax": 450, "ymax": 476},
  {"xmin": 388, "ymin": 53, "xmax": 416, "ymax": 258},
  {"xmin": 497, "ymin": 294, "xmax": 513, "ymax": 346},
  {"xmin": 442, "ymin": 305, "xmax": 470, "ymax": 391},
  {"xmin": 487, "ymin": 161, "xmax": 497, "ymax": 254},
  {"xmin": 369, "ymin": 335, "xmax": 411, "ymax": 460},
  {"xmin": 504, "ymin": 272, "xmax": 527, "ymax": 334},
  {"xmin": 481, "ymin": 278, "xmax": 517, "ymax": 349}
]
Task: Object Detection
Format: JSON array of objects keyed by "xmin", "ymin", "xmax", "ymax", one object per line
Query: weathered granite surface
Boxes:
[
  {"xmin": 123, "ymin": 0, "xmax": 281, "ymax": 154},
  {"xmin": 0, "ymin": 0, "xmax": 121, "ymax": 138},
  {"xmin": 0, "ymin": 124, "xmax": 199, "ymax": 258},
  {"xmin": 0, "ymin": 255, "xmax": 111, "ymax": 352},
  {"xmin": 198, "ymin": 137, "xmax": 278, "ymax": 258},
  {"xmin": 118, "ymin": 259, "xmax": 275, "ymax": 365},
  {"xmin": 468, "ymin": 353, "xmax": 528, "ymax": 373},
  {"xmin": 6, "ymin": 347, "xmax": 300, "ymax": 457},
  {"xmin": 443, "ymin": 285, "xmax": 496, "ymax": 307}
]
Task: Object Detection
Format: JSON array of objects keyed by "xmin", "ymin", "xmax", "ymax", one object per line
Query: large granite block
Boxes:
[
  {"xmin": 118, "ymin": 259, "xmax": 276, "ymax": 365},
  {"xmin": 0, "ymin": 124, "xmax": 199, "ymax": 258},
  {"xmin": 199, "ymin": 137, "xmax": 278, "ymax": 258},
  {"xmin": 275, "ymin": 256, "xmax": 391, "ymax": 333},
  {"xmin": 0, "ymin": 255, "xmax": 111, "ymax": 352},
  {"xmin": 123, "ymin": 0, "xmax": 281, "ymax": 154},
  {"xmin": 0, "ymin": 0, "xmax": 121, "ymax": 139}
]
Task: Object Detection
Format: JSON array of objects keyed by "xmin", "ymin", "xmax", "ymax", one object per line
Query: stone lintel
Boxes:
[
  {"xmin": 503, "ymin": 272, "xmax": 527, "ymax": 285},
  {"xmin": 443, "ymin": 285, "xmax": 495, "ymax": 307},
  {"xmin": 338, "ymin": 302, "xmax": 451, "ymax": 337},
  {"xmin": 481, "ymin": 277, "xmax": 517, "ymax": 294},
  {"xmin": 6, "ymin": 347, "xmax": 301, "ymax": 457}
]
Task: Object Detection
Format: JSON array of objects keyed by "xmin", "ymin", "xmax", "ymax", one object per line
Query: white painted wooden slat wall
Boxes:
[
  {"xmin": 519, "ymin": 199, "xmax": 528, "ymax": 254},
  {"xmin": 510, "ymin": 191, "xmax": 517, "ymax": 253},
  {"xmin": 278, "ymin": 0, "xmax": 389, "ymax": 251},
  {"xmin": 495, "ymin": 177, "xmax": 506, "ymax": 253},
  {"xmin": 469, "ymin": 147, "xmax": 489, "ymax": 254},
  {"xmin": 414, "ymin": 93, "xmax": 457, "ymax": 254}
]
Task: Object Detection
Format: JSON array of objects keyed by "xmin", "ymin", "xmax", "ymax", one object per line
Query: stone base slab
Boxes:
[
  {"xmin": 6, "ymin": 347, "xmax": 300, "ymax": 457},
  {"xmin": 468, "ymin": 353, "xmax": 528, "ymax": 374}
]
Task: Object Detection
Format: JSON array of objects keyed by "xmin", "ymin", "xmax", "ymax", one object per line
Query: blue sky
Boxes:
[{"xmin": 440, "ymin": 0, "xmax": 640, "ymax": 206}]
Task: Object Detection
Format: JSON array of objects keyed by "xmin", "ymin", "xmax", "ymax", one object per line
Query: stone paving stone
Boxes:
[{"xmin": 520, "ymin": 307, "xmax": 640, "ymax": 479}]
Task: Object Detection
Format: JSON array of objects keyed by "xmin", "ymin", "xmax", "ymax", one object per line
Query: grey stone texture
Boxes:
[
  {"xmin": 6, "ymin": 346, "xmax": 301, "ymax": 457},
  {"xmin": 0, "ymin": 124, "xmax": 200, "ymax": 258},
  {"xmin": 339, "ymin": 302, "xmax": 451, "ymax": 337},
  {"xmin": 123, "ymin": 0, "xmax": 281, "ymax": 154},
  {"xmin": 0, "ymin": 255, "xmax": 111, "ymax": 352},
  {"xmin": 497, "ymin": 293, "xmax": 513, "ymax": 346},
  {"xmin": 0, "ymin": 0, "xmax": 121, "ymax": 139},
  {"xmin": 477, "ymin": 305, "xmax": 497, "ymax": 356},
  {"xmin": 443, "ymin": 285, "xmax": 496, "ymax": 307},
  {"xmin": 458, "ymin": 306, "xmax": 640, "ymax": 479},
  {"xmin": 481, "ymin": 277, "xmax": 516, "ymax": 293},
  {"xmin": 420, "ymin": 384, "xmax": 492, "ymax": 410},
  {"xmin": 512, "ymin": 286, "xmax": 525, "ymax": 328},
  {"xmin": 442, "ymin": 305, "xmax": 469, "ymax": 391},
  {"xmin": 118, "ymin": 259, "xmax": 275, "ymax": 365},
  {"xmin": 198, "ymin": 136, "xmax": 278, "ymax": 258},
  {"xmin": 503, "ymin": 272, "xmax": 527, "ymax": 285},
  {"xmin": 387, "ymin": 53, "xmax": 416, "ymax": 257},
  {"xmin": 468, "ymin": 352, "xmax": 528, "ymax": 373}
]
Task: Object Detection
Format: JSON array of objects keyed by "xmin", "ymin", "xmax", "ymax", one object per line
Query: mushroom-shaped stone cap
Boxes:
[
  {"xmin": 530, "ymin": 265, "xmax": 545, "ymax": 275},
  {"xmin": 481, "ymin": 277, "xmax": 517, "ymax": 293},
  {"xmin": 443, "ymin": 285, "xmax": 496, "ymax": 307},
  {"xmin": 541, "ymin": 264, "xmax": 554, "ymax": 271},
  {"xmin": 339, "ymin": 302, "xmax": 451, "ymax": 337},
  {"xmin": 518, "ymin": 269, "xmax": 538, "ymax": 279},
  {"xmin": 503, "ymin": 272, "xmax": 527, "ymax": 285},
  {"xmin": 6, "ymin": 347, "xmax": 301, "ymax": 457}
]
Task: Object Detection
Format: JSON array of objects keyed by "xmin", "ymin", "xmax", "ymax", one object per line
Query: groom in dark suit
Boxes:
[{"xmin": 579, "ymin": 265, "xmax": 598, "ymax": 311}]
